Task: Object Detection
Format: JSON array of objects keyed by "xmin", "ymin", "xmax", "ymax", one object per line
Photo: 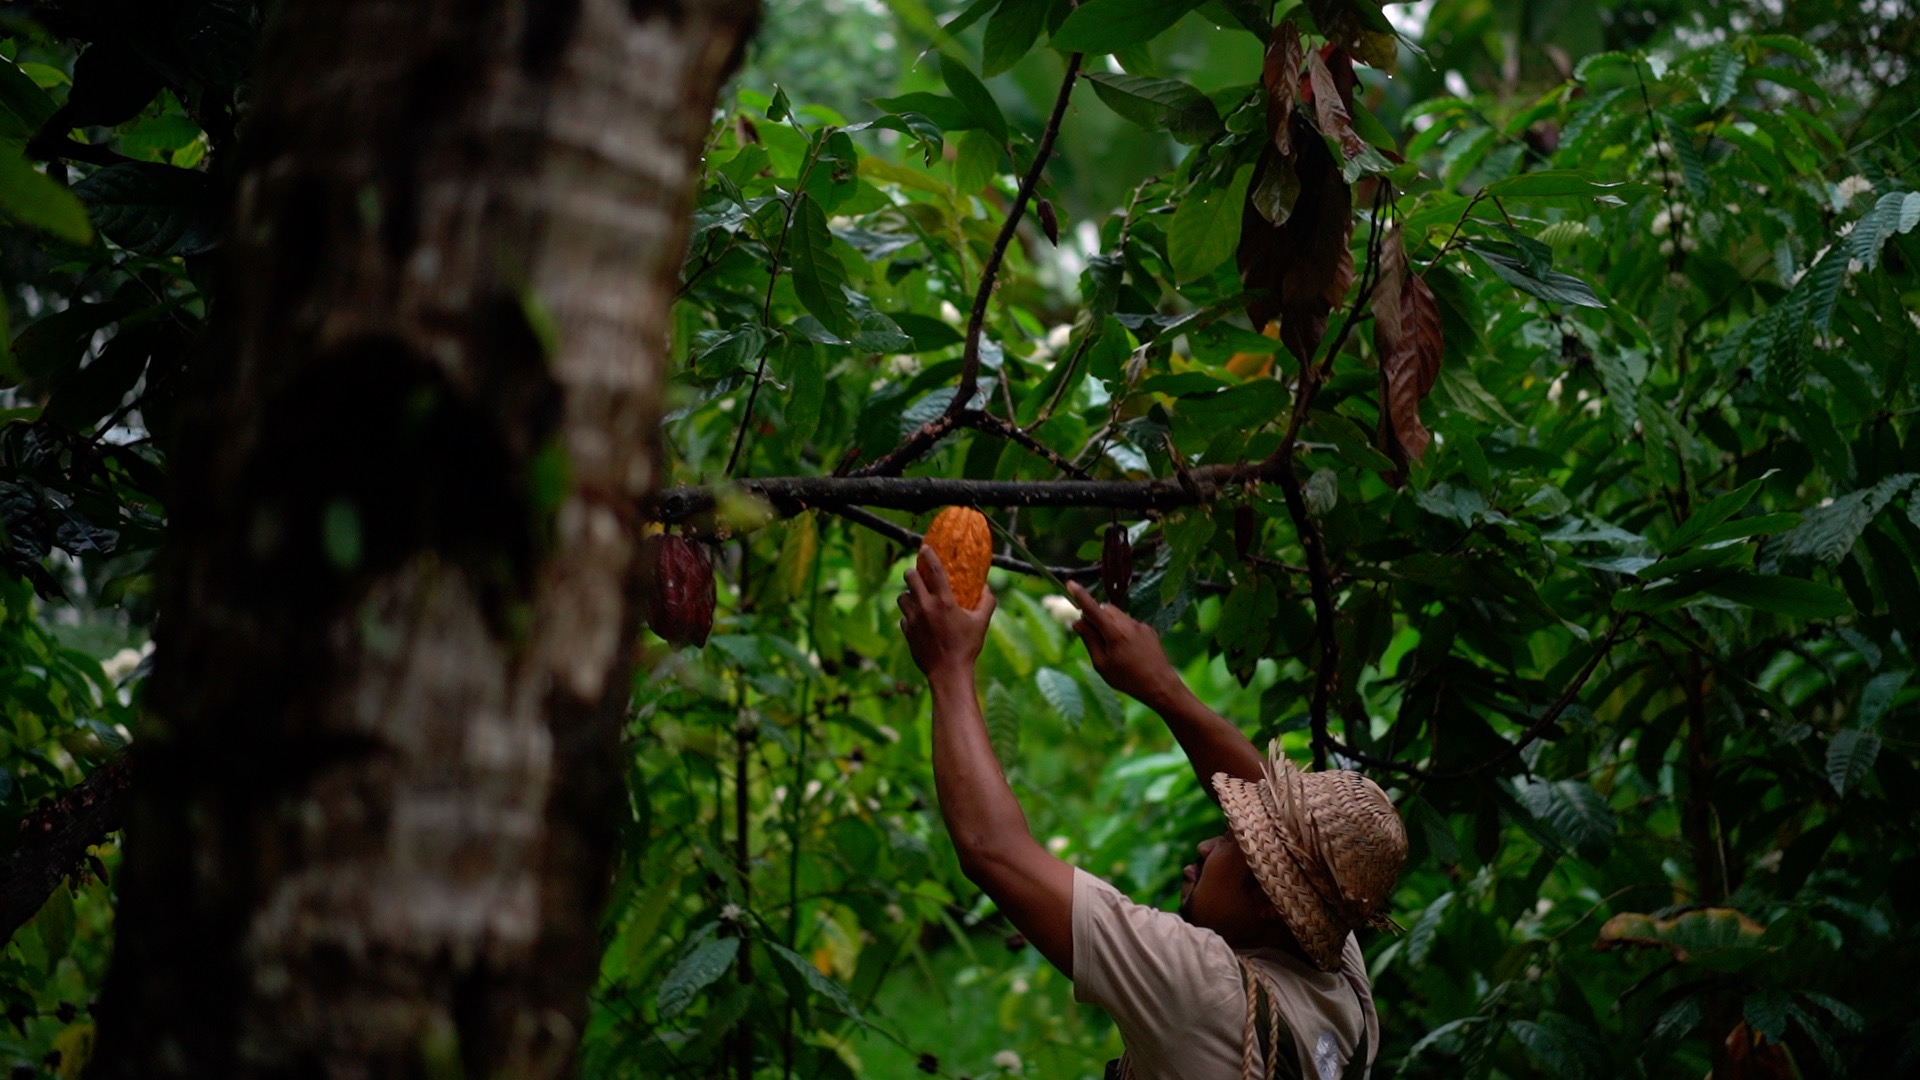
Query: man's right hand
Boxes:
[{"xmin": 1066, "ymin": 580, "xmax": 1182, "ymax": 708}]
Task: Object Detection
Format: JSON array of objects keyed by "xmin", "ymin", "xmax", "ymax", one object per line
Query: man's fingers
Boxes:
[
  {"xmin": 917, "ymin": 545, "xmax": 955, "ymax": 599},
  {"xmin": 904, "ymin": 564, "xmax": 930, "ymax": 604}
]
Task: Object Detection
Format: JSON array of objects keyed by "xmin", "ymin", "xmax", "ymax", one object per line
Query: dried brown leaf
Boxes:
[
  {"xmin": 1372, "ymin": 225, "xmax": 1445, "ymax": 467},
  {"xmin": 1262, "ymin": 20, "xmax": 1303, "ymax": 157},
  {"xmin": 1308, "ymin": 49, "xmax": 1368, "ymax": 161}
]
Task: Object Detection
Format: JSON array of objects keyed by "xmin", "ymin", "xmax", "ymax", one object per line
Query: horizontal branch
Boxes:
[
  {"xmin": 656, "ymin": 462, "xmax": 1277, "ymax": 525},
  {"xmin": 2, "ymin": 757, "xmax": 131, "ymax": 948},
  {"xmin": 827, "ymin": 505, "xmax": 1097, "ymax": 582}
]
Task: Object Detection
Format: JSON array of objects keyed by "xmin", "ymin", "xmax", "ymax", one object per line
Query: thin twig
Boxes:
[
  {"xmin": 857, "ymin": 54, "xmax": 1083, "ymax": 477},
  {"xmin": 825, "ymin": 504, "xmax": 1096, "ymax": 582},
  {"xmin": 966, "ymin": 411, "xmax": 1090, "ymax": 478}
]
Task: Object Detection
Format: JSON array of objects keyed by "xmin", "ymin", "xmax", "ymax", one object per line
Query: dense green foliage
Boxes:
[{"xmin": 4, "ymin": 0, "xmax": 1920, "ymax": 1077}]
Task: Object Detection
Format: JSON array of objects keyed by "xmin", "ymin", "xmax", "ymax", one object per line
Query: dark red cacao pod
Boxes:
[
  {"xmin": 1234, "ymin": 504, "xmax": 1256, "ymax": 561},
  {"xmin": 1037, "ymin": 198, "xmax": 1060, "ymax": 246},
  {"xmin": 646, "ymin": 535, "xmax": 715, "ymax": 647},
  {"xmin": 1101, "ymin": 523, "xmax": 1132, "ymax": 611}
]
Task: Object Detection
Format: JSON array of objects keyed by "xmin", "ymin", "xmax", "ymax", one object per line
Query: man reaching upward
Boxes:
[{"xmin": 898, "ymin": 546, "xmax": 1407, "ymax": 1080}]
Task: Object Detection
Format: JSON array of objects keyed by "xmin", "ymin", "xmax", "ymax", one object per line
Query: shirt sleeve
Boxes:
[{"xmin": 1070, "ymin": 867, "xmax": 1244, "ymax": 1055}]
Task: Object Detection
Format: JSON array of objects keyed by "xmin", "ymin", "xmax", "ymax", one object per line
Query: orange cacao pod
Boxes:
[
  {"xmin": 1101, "ymin": 523, "xmax": 1132, "ymax": 612},
  {"xmin": 646, "ymin": 534, "xmax": 715, "ymax": 647},
  {"xmin": 923, "ymin": 507, "xmax": 991, "ymax": 609}
]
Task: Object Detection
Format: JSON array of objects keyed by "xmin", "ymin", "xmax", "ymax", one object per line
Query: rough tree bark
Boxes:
[{"xmin": 89, "ymin": 0, "xmax": 756, "ymax": 1075}]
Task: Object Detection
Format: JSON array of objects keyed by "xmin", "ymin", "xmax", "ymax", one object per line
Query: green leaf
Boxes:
[
  {"xmin": 766, "ymin": 941, "xmax": 860, "ymax": 1017},
  {"xmin": 1168, "ymin": 162, "xmax": 1254, "ymax": 281},
  {"xmin": 1704, "ymin": 44, "xmax": 1745, "ymax": 108},
  {"xmin": 1705, "ymin": 574, "xmax": 1853, "ymax": 619},
  {"xmin": 690, "ymin": 325, "xmax": 769, "ymax": 378},
  {"xmin": 1086, "ymin": 72, "xmax": 1221, "ymax": 144},
  {"xmin": 788, "ymin": 194, "xmax": 854, "ymax": 337},
  {"xmin": 1778, "ymin": 475, "xmax": 1918, "ymax": 562},
  {"xmin": 0, "ymin": 145, "xmax": 95, "ymax": 245},
  {"xmin": 657, "ymin": 936, "xmax": 740, "ymax": 1019},
  {"xmin": 1826, "ymin": 728, "xmax": 1881, "ymax": 795},
  {"xmin": 1514, "ymin": 778, "xmax": 1617, "ymax": 862},
  {"xmin": 982, "ymin": 0, "xmax": 1049, "ymax": 76},
  {"xmin": 1051, "ymin": 0, "xmax": 1201, "ymax": 54},
  {"xmin": 870, "ymin": 92, "xmax": 977, "ymax": 133},
  {"xmin": 34, "ymin": 882, "xmax": 76, "ymax": 965},
  {"xmin": 1467, "ymin": 243, "xmax": 1605, "ymax": 308},
  {"xmin": 1035, "ymin": 667, "xmax": 1086, "ymax": 725},
  {"xmin": 1689, "ymin": 512, "xmax": 1800, "ymax": 546},
  {"xmin": 1664, "ymin": 476, "xmax": 1766, "ymax": 552},
  {"xmin": 1849, "ymin": 190, "xmax": 1920, "ymax": 272},
  {"xmin": 953, "ymin": 128, "xmax": 1000, "ymax": 195},
  {"xmin": 1744, "ymin": 988, "xmax": 1792, "ymax": 1045},
  {"xmin": 1857, "ymin": 670, "xmax": 1910, "ymax": 730},
  {"xmin": 938, "ymin": 52, "xmax": 1007, "ymax": 143},
  {"xmin": 72, "ymin": 161, "xmax": 218, "ymax": 255},
  {"xmin": 1405, "ymin": 891, "xmax": 1452, "ymax": 966},
  {"xmin": 0, "ymin": 60, "xmax": 58, "ymax": 139},
  {"xmin": 1479, "ymin": 170, "xmax": 1648, "ymax": 199}
]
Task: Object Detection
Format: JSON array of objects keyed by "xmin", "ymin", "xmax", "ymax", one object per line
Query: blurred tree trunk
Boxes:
[{"xmin": 88, "ymin": 1, "xmax": 755, "ymax": 1075}]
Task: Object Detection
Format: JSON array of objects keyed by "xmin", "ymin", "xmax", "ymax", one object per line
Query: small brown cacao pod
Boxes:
[
  {"xmin": 1101, "ymin": 523, "xmax": 1132, "ymax": 611},
  {"xmin": 1037, "ymin": 198, "xmax": 1060, "ymax": 246},
  {"xmin": 923, "ymin": 506, "xmax": 991, "ymax": 609},
  {"xmin": 646, "ymin": 534, "xmax": 715, "ymax": 647},
  {"xmin": 1234, "ymin": 504, "xmax": 1256, "ymax": 561}
]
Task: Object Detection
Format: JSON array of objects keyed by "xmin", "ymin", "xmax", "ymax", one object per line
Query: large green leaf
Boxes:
[
  {"xmin": 1705, "ymin": 574, "xmax": 1853, "ymax": 619},
  {"xmin": 1051, "ymin": 0, "xmax": 1202, "ymax": 54},
  {"xmin": 72, "ymin": 161, "xmax": 219, "ymax": 255},
  {"xmin": 1467, "ymin": 243, "xmax": 1606, "ymax": 308},
  {"xmin": 1085, "ymin": 72, "xmax": 1221, "ymax": 144},
  {"xmin": 0, "ymin": 60, "xmax": 58, "ymax": 138},
  {"xmin": 657, "ymin": 936, "xmax": 740, "ymax": 1019},
  {"xmin": 1827, "ymin": 728, "xmax": 1881, "ymax": 796},
  {"xmin": 0, "ymin": 145, "xmax": 94, "ymax": 245},
  {"xmin": 1168, "ymin": 162, "xmax": 1254, "ymax": 281},
  {"xmin": 787, "ymin": 194, "xmax": 854, "ymax": 337},
  {"xmin": 938, "ymin": 52, "xmax": 1007, "ymax": 142},
  {"xmin": 982, "ymin": 0, "xmax": 1049, "ymax": 76},
  {"xmin": 1513, "ymin": 778, "xmax": 1616, "ymax": 861}
]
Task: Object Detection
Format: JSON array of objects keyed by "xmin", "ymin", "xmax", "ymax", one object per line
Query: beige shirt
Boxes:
[{"xmin": 1071, "ymin": 869, "xmax": 1378, "ymax": 1080}]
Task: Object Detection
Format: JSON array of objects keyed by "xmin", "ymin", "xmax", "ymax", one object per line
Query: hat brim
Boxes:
[{"xmin": 1211, "ymin": 772, "xmax": 1349, "ymax": 972}]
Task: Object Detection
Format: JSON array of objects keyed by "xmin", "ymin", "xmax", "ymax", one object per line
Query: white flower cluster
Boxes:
[
  {"xmin": 993, "ymin": 1050, "xmax": 1024, "ymax": 1074},
  {"xmin": 1834, "ymin": 174, "xmax": 1874, "ymax": 209}
]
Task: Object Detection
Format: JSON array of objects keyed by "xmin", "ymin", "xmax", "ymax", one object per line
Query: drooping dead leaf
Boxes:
[
  {"xmin": 1372, "ymin": 224, "xmax": 1444, "ymax": 470},
  {"xmin": 1262, "ymin": 19, "xmax": 1303, "ymax": 157},
  {"xmin": 1307, "ymin": 48, "xmax": 1368, "ymax": 162},
  {"xmin": 1237, "ymin": 117, "xmax": 1353, "ymax": 366}
]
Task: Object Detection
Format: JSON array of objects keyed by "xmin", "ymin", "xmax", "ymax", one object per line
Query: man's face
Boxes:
[{"xmin": 1177, "ymin": 832, "xmax": 1276, "ymax": 944}]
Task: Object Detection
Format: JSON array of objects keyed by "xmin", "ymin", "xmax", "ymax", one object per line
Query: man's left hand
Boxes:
[{"xmin": 899, "ymin": 545, "xmax": 997, "ymax": 679}]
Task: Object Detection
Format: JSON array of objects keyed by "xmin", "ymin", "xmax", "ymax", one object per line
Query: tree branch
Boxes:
[
  {"xmin": 854, "ymin": 53, "xmax": 1083, "ymax": 478},
  {"xmin": 657, "ymin": 461, "xmax": 1286, "ymax": 524},
  {"xmin": 1274, "ymin": 464, "xmax": 1340, "ymax": 771},
  {"xmin": 1, "ymin": 758, "xmax": 132, "ymax": 948}
]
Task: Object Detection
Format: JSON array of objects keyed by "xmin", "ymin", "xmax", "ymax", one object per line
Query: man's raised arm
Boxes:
[
  {"xmin": 1066, "ymin": 581, "xmax": 1265, "ymax": 795},
  {"xmin": 900, "ymin": 548, "xmax": 1075, "ymax": 976}
]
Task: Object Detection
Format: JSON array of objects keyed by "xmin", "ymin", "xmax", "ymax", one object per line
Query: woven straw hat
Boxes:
[{"xmin": 1211, "ymin": 741, "xmax": 1408, "ymax": 971}]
